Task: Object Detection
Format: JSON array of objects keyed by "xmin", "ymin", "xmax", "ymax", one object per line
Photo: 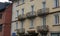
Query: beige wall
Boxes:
[{"xmin": 11, "ymin": 0, "xmax": 60, "ymax": 36}]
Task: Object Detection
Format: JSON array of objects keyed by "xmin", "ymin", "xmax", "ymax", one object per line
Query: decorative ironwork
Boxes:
[
  {"xmin": 37, "ymin": 25, "xmax": 49, "ymax": 34},
  {"xmin": 27, "ymin": 27, "xmax": 38, "ymax": 36},
  {"xmin": 18, "ymin": 14, "xmax": 26, "ymax": 21},
  {"xmin": 22, "ymin": 33, "xmax": 32, "ymax": 36},
  {"xmin": 26, "ymin": 11, "xmax": 36, "ymax": 19},
  {"xmin": 22, "ymin": 33, "xmax": 38, "ymax": 36},
  {"xmin": 15, "ymin": 28, "xmax": 25, "ymax": 36},
  {"xmin": 15, "ymin": 28, "xmax": 25, "ymax": 34},
  {"xmin": 27, "ymin": 27, "xmax": 36, "ymax": 34},
  {"xmin": 37, "ymin": 8, "xmax": 49, "ymax": 17}
]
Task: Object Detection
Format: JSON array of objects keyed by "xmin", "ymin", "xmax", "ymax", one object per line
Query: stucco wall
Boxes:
[{"xmin": 11, "ymin": 0, "xmax": 60, "ymax": 36}]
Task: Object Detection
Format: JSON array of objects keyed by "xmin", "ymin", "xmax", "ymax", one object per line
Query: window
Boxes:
[
  {"xmin": 16, "ymin": 21, "xmax": 18, "ymax": 29},
  {"xmin": 42, "ymin": 1, "xmax": 46, "ymax": 12},
  {"xmin": 43, "ymin": 17, "xmax": 46, "ymax": 25},
  {"xmin": 0, "ymin": 24, "xmax": 2, "ymax": 31},
  {"xmin": 43, "ymin": 0, "xmax": 46, "ymax": 2},
  {"xmin": 17, "ymin": 10, "xmax": 19, "ymax": 16},
  {"xmin": 0, "ymin": 14, "xmax": 2, "ymax": 19},
  {"xmin": 42, "ymin": 2, "xmax": 46, "ymax": 8},
  {"xmin": 30, "ymin": 0, "xmax": 34, "ymax": 2},
  {"xmin": 31, "ymin": 5, "xmax": 34, "ymax": 14},
  {"xmin": 55, "ymin": 14, "xmax": 59, "ymax": 24},
  {"xmin": 16, "ymin": 0, "xmax": 20, "ymax": 6},
  {"xmin": 31, "ymin": 5, "xmax": 34, "ymax": 12},
  {"xmin": 22, "ymin": 8, "xmax": 24, "ymax": 15},
  {"xmin": 30, "ymin": 19, "xmax": 34, "ymax": 28},
  {"xmin": 21, "ymin": 21, "xmax": 24, "ymax": 28},
  {"xmin": 51, "ymin": 33, "xmax": 60, "ymax": 36},
  {"xmin": 54, "ymin": 0, "xmax": 59, "ymax": 8},
  {"xmin": 22, "ymin": 0, "xmax": 24, "ymax": 4}
]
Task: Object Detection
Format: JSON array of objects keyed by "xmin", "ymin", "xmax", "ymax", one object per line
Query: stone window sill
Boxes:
[
  {"xmin": 53, "ymin": 24, "xmax": 60, "ymax": 26},
  {"xmin": 52, "ymin": 6, "xmax": 60, "ymax": 9}
]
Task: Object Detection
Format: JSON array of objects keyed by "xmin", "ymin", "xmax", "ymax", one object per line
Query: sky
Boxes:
[{"xmin": 0, "ymin": 0, "xmax": 11, "ymax": 3}]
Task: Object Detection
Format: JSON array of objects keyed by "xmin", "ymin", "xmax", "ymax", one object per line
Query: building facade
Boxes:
[
  {"xmin": 0, "ymin": 2, "xmax": 12, "ymax": 36},
  {"xmin": 11, "ymin": 0, "xmax": 60, "ymax": 36}
]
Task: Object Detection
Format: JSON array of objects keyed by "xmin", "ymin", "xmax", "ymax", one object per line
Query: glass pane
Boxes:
[
  {"xmin": 21, "ymin": 21, "xmax": 23, "ymax": 28},
  {"xmin": 31, "ymin": 5, "xmax": 34, "ymax": 12},
  {"xmin": 43, "ymin": 17, "xmax": 46, "ymax": 25},
  {"xmin": 55, "ymin": 14, "xmax": 59, "ymax": 24},
  {"xmin": 59, "ymin": 33, "xmax": 60, "ymax": 36},
  {"xmin": 17, "ymin": 10, "xmax": 19, "ymax": 16},
  {"xmin": 30, "ymin": 19, "xmax": 34, "ymax": 28},
  {"xmin": 22, "ymin": 8, "xmax": 24, "ymax": 15},
  {"xmin": 16, "ymin": 21, "xmax": 18, "ymax": 29},
  {"xmin": 0, "ymin": 24, "xmax": 2, "ymax": 31},
  {"xmin": 51, "ymin": 34, "xmax": 58, "ymax": 36}
]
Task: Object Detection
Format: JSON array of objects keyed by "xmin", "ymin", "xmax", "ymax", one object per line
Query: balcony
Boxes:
[
  {"xmin": 18, "ymin": 14, "xmax": 26, "ymax": 21},
  {"xmin": 26, "ymin": 11, "xmax": 36, "ymax": 19},
  {"xmin": 15, "ymin": 28, "xmax": 25, "ymax": 34},
  {"xmin": 27, "ymin": 27, "xmax": 36, "ymax": 34},
  {"xmin": 37, "ymin": 8, "xmax": 49, "ymax": 17},
  {"xmin": 27, "ymin": 27, "xmax": 38, "ymax": 36},
  {"xmin": 37, "ymin": 25, "xmax": 49, "ymax": 34}
]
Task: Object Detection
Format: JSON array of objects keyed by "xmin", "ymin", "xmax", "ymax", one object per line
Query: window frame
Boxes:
[
  {"xmin": 51, "ymin": 33, "xmax": 60, "ymax": 36},
  {"xmin": 54, "ymin": 0, "xmax": 59, "ymax": 8},
  {"xmin": 0, "ymin": 14, "xmax": 2, "ymax": 19},
  {"xmin": 16, "ymin": 21, "xmax": 18, "ymax": 29},
  {"xmin": 22, "ymin": 8, "xmax": 24, "ymax": 15},
  {"xmin": 54, "ymin": 14, "xmax": 59, "ymax": 25},
  {"xmin": 16, "ymin": 0, "xmax": 20, "ymax": 6},
  {"xmin": 43, "ymin": 17, "xmax": 46, "ymax": 25},
  {"xmin": 22, "ymin": 0, "xmax": 24, "ymax": 4},
  {"xmin": 30, "ymin": 19, "xmax": 34, "ymax": 28},
  {"xmin": 0, "ymin": 24, "xmax": 2, "ymax": 32},
  {"xmin": 21, "ymin": 21, "xmax": 24, "ymax": 28}
]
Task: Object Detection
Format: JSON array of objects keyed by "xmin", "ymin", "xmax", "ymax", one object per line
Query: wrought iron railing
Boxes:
[
  {"xmin": 37, "ymin": 8, "xmax": 49, "ymax": 16},
  {"xmin": 26, "ymin": 11, "xmax": 36, "ymax": 19}
]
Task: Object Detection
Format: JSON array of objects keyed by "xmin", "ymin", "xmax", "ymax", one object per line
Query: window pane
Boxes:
[
  {"xmin": 21, "ymin": 21, "xmax": 24, "ymax": 28},
  {"xmin": 30, "ymin": 19, "xmax": 34, "ymax": 28},
  {"xmin": 22, "ymin": 0, "xmax": 24, "ymax": 3},
  {"xmin": 16, "ymin": 21, "xmax": 18, "ymax": 29},
  {"xmin": 0, "ymin": 24, "xmax": 2, "ymax": 32},
  {"xmin": 17, "ymin": 10, "xmax": 19, "ymax": 16},
  {"xmin": 16, "ymin": 0, "xmax": 19, "ymax": 6},
  {"xmin": 54, "ymin": 0, "xmax": 59, "ymax": 7},
  {"xmin": 42, "ymin": 2, "xmax": 46, "ymax": 8},
  {"xmin": 51, "ymin": 34, "xmax": 57, "ymax": 36},
  {"xmin": 55, "ymin": 14, "xmax": 59, "ymax": 24},
  {"xmin": 31, "ymin": 5, "xmax": 34, "ymax": 12},
  {"xmin": 59, "ymin": 33, "xmax": 60, "ymax": 36},
  {"xmin": 22, "ymin": 8, "xmax": 24, "ymax": 15},
  {"xmin": 43, "ymin": 17, "xmax": 46, "ymax": 25},
  {"xmin": 43, "ymin": 0, "xmax": 46, "ymax": 2},
  {"xmin": 0, "ymin": 14, "xmax": 2, "ymax": 19},
  {"xmin": 51, "ymin": 33, "xmax": 58, "ymax": 36},
  {"xmin": 30, "ymin": 0, "xmax": 34, "ymax": 2}
]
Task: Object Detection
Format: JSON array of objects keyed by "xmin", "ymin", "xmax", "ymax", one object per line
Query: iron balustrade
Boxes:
[
  {"xmin": 26, "ymin": 11, "xmax": 36, "ymax": 19},
  {"xmin": 37, "ymin": 25, "xmax": 49, "ymax": 34},
  {"xmin": 37, "ymin": 8, "xmax": 49, "ymax": 17},
  {"xmin": 18, "ymin": 14, "xmax": 26, "ymax": 21}
]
